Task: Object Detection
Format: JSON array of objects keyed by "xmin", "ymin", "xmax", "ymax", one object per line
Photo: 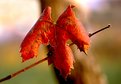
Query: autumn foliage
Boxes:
[{"xmin": 20, "ymin": 5, "xmax": 90, "ymax": 78}]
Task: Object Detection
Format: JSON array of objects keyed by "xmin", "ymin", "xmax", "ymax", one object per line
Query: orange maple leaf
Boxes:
[{"xmin": 20, "ymin": 5, "xmax": 90, "ymax": 78}]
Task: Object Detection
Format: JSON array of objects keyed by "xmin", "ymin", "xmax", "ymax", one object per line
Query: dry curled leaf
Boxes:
[{"xmin": 20, "ymin": 5, "xmax": 90, "ymax": 78}]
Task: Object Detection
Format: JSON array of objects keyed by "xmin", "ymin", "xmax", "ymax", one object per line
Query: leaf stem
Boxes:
[
  {"xmin": 0, "ymin": 57, "xmax": 48, "ymax": 83},
  {"xmin": 89, "ymin": 24, "xmax": 111, "ymax": 37}
]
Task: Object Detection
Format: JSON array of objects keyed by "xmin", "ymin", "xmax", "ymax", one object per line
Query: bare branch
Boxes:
[
  {"xmin": 0, "ymin": 57, "xmax": 48, "ymax": 83},
  {"xmin": 89, "ymin": 24, "xmax": 111, "ymax": 37},
  {"xmin": 69, "ymin": 24, "xmax": 111, "ymax": 46}
]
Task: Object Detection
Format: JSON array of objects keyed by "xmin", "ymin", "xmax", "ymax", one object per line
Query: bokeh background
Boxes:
[{"xmin": 0, "ymin": 0, "xmax": 121, "ymax": 84}]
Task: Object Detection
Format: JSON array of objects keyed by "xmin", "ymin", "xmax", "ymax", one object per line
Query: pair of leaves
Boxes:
[{"xmin": 20, "ymin": 5, "xmax": 90, "ymax": 78}]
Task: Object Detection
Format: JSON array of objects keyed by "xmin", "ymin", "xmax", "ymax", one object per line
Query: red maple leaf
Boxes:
[{"xmin": 20, "ymin": 5, "xmax": 90, "ymax": 78}]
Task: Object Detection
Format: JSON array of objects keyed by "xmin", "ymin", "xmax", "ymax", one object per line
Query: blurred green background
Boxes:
[{"xmin": 0, "ymin": 0, "xmax": 121, "ymax": 84}]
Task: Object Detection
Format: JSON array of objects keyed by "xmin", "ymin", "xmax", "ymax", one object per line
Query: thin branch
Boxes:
[
  {"xmin": 0, "ymin": 24, "xmax": 111, "ymax": 83},
  {"xmin": 69, "ymin": 24, "xmax": 111, "ymax": 46},
  {"xmin": 89, "ymin": 24, "xmax": 111, "ymax": 37},
  {"xmin": 0, "ymin": 57, "xmax": 48, "ymax": 83}
]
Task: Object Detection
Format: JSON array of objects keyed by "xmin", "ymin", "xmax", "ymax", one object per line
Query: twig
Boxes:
[
  {"xmin": 89, "ymin": 24, "xmax": 111, "ymax": 37},
  {"xmin": 0, "ymin": 24, "xmax": 111, "ymax": 83},
  {"xmin": 0, "ymin": 57, "xmax": 48, "ymax": 83},
  {"xmin": 69, "ymin": 24, "xmax": 111, "ymax": 46}
]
